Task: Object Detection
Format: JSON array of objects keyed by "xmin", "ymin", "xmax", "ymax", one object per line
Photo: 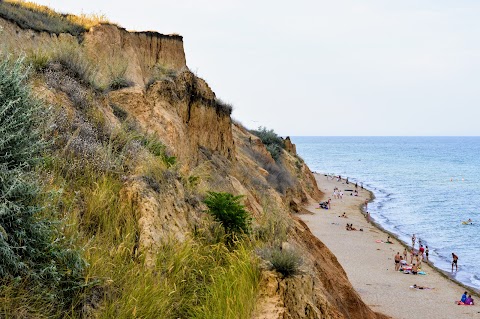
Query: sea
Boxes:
[{"xmin": 291, "ymin": 136, "xmax": 480, "ymax": 291}]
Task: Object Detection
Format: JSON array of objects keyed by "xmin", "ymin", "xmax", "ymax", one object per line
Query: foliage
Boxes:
[
  {"xmin": 243, "ymin": 146, "xmax": 294, "ymax": 194},
  {"xmin": 0, "ymin": 56, "xmax": 85, "ymax": 311},
  {"xmin": 262, "ymin": 247, "xmax": 302, "ymax": 277},
  {"xmin": 0, "ymin": 0, "xmax": 85, "ymax": 35},
  {"xmin": 215, "ymin": 98, "xmax": 233, "ymax": 116},
  {"xmin": 140, "ymin": 134, "xmax": 176, "ymax": 168},
  {"xmin": 249, "ymin": 126, "xmax": 285, "ymax": 160},
  {"xmin": 0, "ymin": 1, "xmax": 111, "ymax": 35},
  {"xmin": 107, "ymin": 63, "xmax": 134, "ymax": 91},
  {"xmin": 93, "ymin": 240, "xmax": 259, "ymax": 319},
  {"xmin": 145, "ymin": 63, "xmax": 178, "ymax": 88},
  {"xmin": 110, "ymin": 103, "xmax": 128, "ymax": 121},
  {"xmin": 203, "ymin": 192, "xmax": 251, "ymax": 238}
]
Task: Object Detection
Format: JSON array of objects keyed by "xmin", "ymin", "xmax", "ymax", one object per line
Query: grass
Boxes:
[
  {"xmin": 145, "ymin": 63, "xmax": 178, "ymax": 88},
  {"xmin": 262, "ymin": 247, "xmax": 302, "ymax": 278},
  {"xmin": 0, "ymin": 49, "xmax": 275, "ymax": 318},
  {"xmin": 0, "ymin": 1, "xmax": 111, "ymax": 35}
]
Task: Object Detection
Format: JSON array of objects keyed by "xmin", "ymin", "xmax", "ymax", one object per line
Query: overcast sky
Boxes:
[{"xmin": 32, "ymin": 1, "xmax": 480, "ymax": 136}]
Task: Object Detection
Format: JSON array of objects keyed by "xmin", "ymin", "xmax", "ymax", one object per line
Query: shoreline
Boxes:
[
  {"xmin": 300, "ymin": 173, "xmax": 479, "ymax": 319},
  {"xmin": 362, "ymin": 181, "xmax": 479, "ymax": 297},
  {"xmin": 327, "ymin": 173, "xmax": 479, "ymax": 296}
]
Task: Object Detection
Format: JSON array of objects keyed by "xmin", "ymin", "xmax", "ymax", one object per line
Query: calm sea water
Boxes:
[{"xmin": 291, "ymin": 136, "xmax": 480, "ymax": 290}]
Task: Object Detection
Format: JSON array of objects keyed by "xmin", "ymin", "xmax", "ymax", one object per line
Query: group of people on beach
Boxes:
[
  {"xmin": 394, "ymin": 234, "xmax": 430, "ymax": 275},
  {"xmin": 345, "ymin": 223, "xmax": 363, "ymax": 231},
  {"xmin": 326, "ymin": 173, "xmax": 475, "ymax": 310},
  {"xmin": 458, "ymin": 291, "xmax": 475, "ymax": 305},
  {"xmin": 332, "ymin": 187, "xmax": 343, "ymax": 199}
]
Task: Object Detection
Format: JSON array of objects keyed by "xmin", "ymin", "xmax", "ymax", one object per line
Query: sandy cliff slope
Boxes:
[{"xmin": 0, "ymin": 12, "xmax": 387, "ymax": 318}]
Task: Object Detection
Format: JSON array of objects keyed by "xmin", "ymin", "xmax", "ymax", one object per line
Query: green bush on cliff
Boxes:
[
  {"xmin": 0, "ymin": 56, "xmax": 84, "ymax": 304},
  {"xmin": 203, "ymin": 192, "xmax": 251, "ymax": 240},
  {"xmin": 249, "ymin": 126, "xmax": 285, "ymax": 160}
]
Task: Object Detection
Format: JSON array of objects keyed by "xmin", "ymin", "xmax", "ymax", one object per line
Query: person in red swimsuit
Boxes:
[{"xmin": 419, "ymin": 244, "xmax": 425, "ymax": 257}]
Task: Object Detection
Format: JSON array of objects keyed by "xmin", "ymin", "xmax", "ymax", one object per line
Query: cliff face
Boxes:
[
  {"xmin": 83, "ymin": 24, "xmax": 186, "ymax": 87},
  {"xmin": 1, "ymin": 15, "xmax": 386, "ymax": 319},
  {"xmin": 109, "ymin": 70, "xmax": 234, "ymax": 164},
  {"xmin": 0, "ymin": 17, "xmax": 186, "ymax": 88}
]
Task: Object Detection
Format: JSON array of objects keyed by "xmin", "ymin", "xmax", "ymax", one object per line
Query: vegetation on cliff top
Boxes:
[{"xmin": 0, "ymin": 0, "xmax": 109, "ymax": 35}]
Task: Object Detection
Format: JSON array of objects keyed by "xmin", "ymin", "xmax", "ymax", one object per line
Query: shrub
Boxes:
[
  {"xmin": 215, "ymin": 98, "xmax": 233, "ymax": 116},
  {"xmin": 146, "ymin": 63, "xmax": 178, "ymax": 88},
  {"xmin": 0, "ymin": 56, "xmax": 84, "ymax": 305},
  {"xmin": 110, "ymin": 103, "xmax": 128, "ymax": 121},
  {"xmin": 203, "ymin": 192, "xmax": 251, "ymax": 238},
  {"xmin": 108, "ymin": 75, "xmax": 134, "ymax": 91},
  {"xmin": 243, "ymin": 146, "xmax": 294, "ymax": 194},
  {"xmin": 0, "ymin": 1, "xmax": 85, "ymax": 35},
  {"xmin": 140, "ymin": 134, "xmax": 176, "ymax": 168},
  {"xmin": 263, "ymin": 247, "xmax": 302, "ymax": 277},
  {"xmin": 107, "ymin": 63, "xmax": 134, "ymax": 91},
  {"xmin": 249, "ymin": 126, "xmax": 285, "ymax": 161}
]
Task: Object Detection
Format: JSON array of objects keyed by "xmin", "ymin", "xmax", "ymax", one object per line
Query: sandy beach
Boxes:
[{"xmin": 300, "ymin": 173, "xmax": 479, "ymax": 319}]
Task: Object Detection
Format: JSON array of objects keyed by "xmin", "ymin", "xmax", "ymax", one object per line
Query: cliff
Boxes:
[{"xmin": 0, "ymin": 4, "xmax": 387, "ymax": 318}]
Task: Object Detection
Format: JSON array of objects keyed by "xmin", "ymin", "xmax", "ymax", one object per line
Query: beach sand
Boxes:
[{"xmin": 300, "ymin": 173, "xmax": 478, "ymax": 319}]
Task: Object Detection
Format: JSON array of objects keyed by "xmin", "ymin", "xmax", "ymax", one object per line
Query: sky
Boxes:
[{"xmin": 31, "ymin": 1, "xmax": 480, "ymax": 136}]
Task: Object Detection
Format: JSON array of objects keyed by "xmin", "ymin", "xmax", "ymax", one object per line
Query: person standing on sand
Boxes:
[
  {"xmin": 452, "ymin": 253, "xmax": 458, "ymax": 271},
  {"xmin": 419, "ymin": 244, "xmax": 425, "ymax": 258},
  {"xmin": 364, "ymin": 199, "xmax": 368, "ymax": 209},
  {"xmin": 425, "ymin": 246, "xmax": 429, "ymax": 262},
  {"xmin": 394, "ymin": 252, "xmax": 401, "ymax": 271},
  {"xmin": 416, "ymin": 254, "xmax": 422, "ymax": 268},
  {"xmin": 411, "ymin": 234, "xmax": 416, "ymax": 249},
  {"xmin": 403, "ymin": 248, "xmax": 407, "ymax": 261}
]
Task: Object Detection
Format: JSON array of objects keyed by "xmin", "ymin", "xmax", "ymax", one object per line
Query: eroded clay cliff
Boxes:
[{"xmin": 0, "ymin": 15, "xmax": 387, "ymax": 319}]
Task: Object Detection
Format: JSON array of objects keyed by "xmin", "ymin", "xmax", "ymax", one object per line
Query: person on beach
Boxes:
[
  {"xmin": 355, "ymin": 182, "xmax": 358, "ymax": 189},
  {"xmin": 410, "ymin": 249, "xmax": 415, "ymax": 264},
  {"xmin": 461, "ymin": 291, "xmax": 468, "ymax": 303},
  {"xmin": 403, "ymin": 248, "xmax": 407, "ymax": 261},
  {"xmin": 452, "ymin": 253, "xmax": 458, "ymax": 271},
  {"xmin": 412, "ymin": 263, "xmax": 418, "ymax": 275},
  {"xmin": 425, "ymin": 246, "xmax": 429, "ymax": 262},
  {"xmin": 411, "ymin": 284, "xmax": 432, "ymax": 289},
  {"xmin": 465, "ymin": 294, "xmax": 474, "ymax": 305},
  {"xmin": 394, "ymin": 252, "xmax": 401, "ymax": 271},
  {"xmin": 415, "ymin": 254, "xmax": 422, "ymax": 268},
  {"xmin": 386, "ymin": 236, "xmax": 393, "ymax": 244},
  {"xmin": 411, "ymin": 234, "xmax": 416, "ymax": 249},
  {"xmin": 364, "ymin": 199, "xmax": 368, "ymax": 209},
  {"xmin": 327, "ymin": 198, "xmax": 331, "ymax": 209},
  {"xmin": 419, "ymin": 244, "xmax": 425, "ymax": 257},
  {"xmin": 366, "ymin": 212, "xmax": 370, "ymax": 223}
]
